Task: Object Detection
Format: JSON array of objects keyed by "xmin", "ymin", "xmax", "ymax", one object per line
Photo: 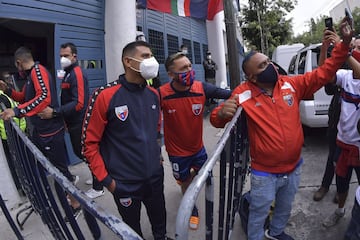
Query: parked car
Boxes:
[
  {"xmin": 287, "ymin": 43, "xmax": 332, "ymax": 128},
  {"xmin": 272, "ymin": 43, "xmax": 304, "ymax": 74}
]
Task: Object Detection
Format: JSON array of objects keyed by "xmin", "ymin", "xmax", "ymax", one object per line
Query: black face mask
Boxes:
[{"xmin": 256, "ymin": 63, "xmax": 278, "ymax": 84}]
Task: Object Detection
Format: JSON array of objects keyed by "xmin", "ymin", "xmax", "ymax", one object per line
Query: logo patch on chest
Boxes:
[
  {"xmin": 192, "ymin": 104, "xmax": 203, "ymax": 116},
  {"xmin": 115, "ymin": 105, "xmax": 129, "ymax": 121},
  {"xmin": 119, "ymin": 197, "xmax": 132, "ymax": 207},
  {"xmin": 283, "ymin": 94, "xmax": 294, "ymax": 106}
]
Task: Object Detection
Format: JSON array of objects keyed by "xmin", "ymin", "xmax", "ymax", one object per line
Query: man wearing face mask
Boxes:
[
  {"xmin": 158, "ymin": 52, "xmax": 231, "ymax": 230},
  {"xmin": 210, "ymin": 18, "xmax": 353, "ymax": 240},
  {"xmin": 38, "ymin": 42, "xmax": 105, "ymax": 200},
  {"xmin": 0, "ymin": 47, "xmax": 77, "ymax": 202},
  {"xmin": 82, "ymin": 41, "xmax": 173, "ymax": 240}
]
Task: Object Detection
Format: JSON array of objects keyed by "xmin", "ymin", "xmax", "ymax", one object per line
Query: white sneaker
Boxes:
[
  {"xmin": 85, "ymin": 188, "xmax": 105, "ymax": 199},
  {"xmin": 85, "ymin": 178, "xmax": 93, "ymax": 185},
  {"xmin": 322, "ymin": 209, "xmax": 345, "ymax": 227}
]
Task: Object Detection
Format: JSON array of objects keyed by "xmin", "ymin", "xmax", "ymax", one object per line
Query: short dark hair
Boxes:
[
  {"xmin": 14, "ymin": 47, "xmax": 33, "ymax": 62},
  {"xmin": 165, "ymin": 52, "xmax": 186, "ymax": 72},
  {"xmin": 241, "ymin": 50, "xmax": 257, "ymax": 76},
  {"xmin": 122, "ymin": 41, "xmax": 151, "ymax": 59},
  {"xmin": 60, "ymin": 42, "xmax": 77, "ymax": 54}
]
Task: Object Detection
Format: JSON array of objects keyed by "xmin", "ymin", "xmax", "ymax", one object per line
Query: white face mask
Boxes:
[
  {"xmin": 182, "ymin": 49, "xmax": 188, "ymax": 55},
  {"xmin": 129, "ymin": 57, "xmax": 159, "ymax": 80},
  {"xmin": 60, "ymin": 57, "xmax": 72, "ymax": 69}
]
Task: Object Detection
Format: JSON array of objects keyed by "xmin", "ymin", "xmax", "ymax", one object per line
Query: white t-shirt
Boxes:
[{"xmin": 336, "ymin": 69, "xmax": 360, "ymax": 149}]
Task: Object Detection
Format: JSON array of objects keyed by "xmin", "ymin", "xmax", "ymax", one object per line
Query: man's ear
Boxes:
[{"xmin": 123, "ymin": 57, "xmax": 131, "ymax": 69}]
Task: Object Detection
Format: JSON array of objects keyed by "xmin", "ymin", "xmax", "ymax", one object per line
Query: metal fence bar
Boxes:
[
  {"xmin": 175, "ymin": 107, "xmax": 247, "ymax": 240},
  {"xmin": 1, "ymin": 112, "xmax": 143, "ymax": 239},
  {"xmin": 0, "ymin": 194, "xmax": 24, "ymax": 240}
]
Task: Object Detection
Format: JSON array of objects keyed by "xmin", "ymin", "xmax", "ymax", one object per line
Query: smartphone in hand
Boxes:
[
  {"xmin": 325, "ymin": 17, "xmax": 333, "ymax": 31},
  {"xmin": 345, "ymin": 7, "xmax": 354, "ymax": 29}
]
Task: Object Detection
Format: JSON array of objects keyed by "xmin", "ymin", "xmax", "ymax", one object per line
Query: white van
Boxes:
[
  {"xmin": 287, "ymin": 43, "xmax": 332, "ymax": 128},
  {"xmin": 272, "ymin": 43, "xmax": 305, "ymax": 74}
]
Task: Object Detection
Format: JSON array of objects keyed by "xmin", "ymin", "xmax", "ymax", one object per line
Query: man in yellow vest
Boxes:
[{"xmin": 0, "ymin": 89, "xmax": 26, "ymax": 192}]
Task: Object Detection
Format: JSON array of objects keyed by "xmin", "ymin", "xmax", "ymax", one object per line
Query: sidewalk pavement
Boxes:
[{"xmin": 0, "ymin": 117, "xmax": 358, "ymax": 239}]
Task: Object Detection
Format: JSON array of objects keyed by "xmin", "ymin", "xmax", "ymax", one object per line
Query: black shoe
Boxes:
[{"xmin": 265, "ymin": 229, "xmax": 294, "ymax": 240}]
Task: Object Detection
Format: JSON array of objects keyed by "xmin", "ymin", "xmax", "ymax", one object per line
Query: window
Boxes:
[
  {"xmin": 298, "ymin": 52, "xmax": 307, "ymax": 74},
  {"xmin": 79, "ymin": 60, "xmax": 103, "ymax": 69},
  {"xmin": 182, "ymin": 38, "xmax": 192, "ymax": 62},
  {"xmin": 148, "ymin": 29, "xmax": 165, "ymax": 63},
  {"xmin": 167, "ymin": 34, "xmax": 179, "ymax": 56},
  {"xmin": 193, "ymin": 41, "xmax": 201, "ymax": 64},
  {"xmin": 202, "ymin": 44, "xmax": 208, "ymax": 58},
  {"xmin": 288, "ymin": 55, "xmax": 297, "ymax": 74}
]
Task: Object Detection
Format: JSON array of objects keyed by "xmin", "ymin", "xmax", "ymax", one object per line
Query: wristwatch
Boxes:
[{"xmin": 52, "ymin": 108, "xmax": 58, "ymax": 118}]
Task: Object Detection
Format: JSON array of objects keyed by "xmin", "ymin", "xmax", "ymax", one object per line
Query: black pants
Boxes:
[
  {"xmin": 320, "ymin": 129, "xmax": 338, "ymax": 189},
  {"xmin": 68, "ymin": 123, "xmax": 103, "ymax": 191},
  {"xmin": 336, "ymin": 166, "xmax": 360, "ymax": 194},
  {"xmin": 32, "ymin": 128, "xmax": 73, "ymax": 181},
  {"xmin": 113, "ymin": 171, "xmax": 166, "ymax": 240}
]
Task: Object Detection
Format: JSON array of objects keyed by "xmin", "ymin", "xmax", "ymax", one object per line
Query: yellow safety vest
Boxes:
[{"xmin": 0, "ymin": 91, "xmax": 26, "ymax": 140}]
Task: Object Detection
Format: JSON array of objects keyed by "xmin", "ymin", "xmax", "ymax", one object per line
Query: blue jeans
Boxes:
[
  {"xmin": 247, "ymin": 164, "xmax": 301, "ymax": 240},
  {"xmin": 344, "ymin": 199, "xmax": 360, "ymax": 240}
]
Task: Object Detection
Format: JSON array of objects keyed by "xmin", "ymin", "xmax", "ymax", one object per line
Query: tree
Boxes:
[
  {"xmin": 291, "ymin": 7, "xmax": 360, "ymax": 46},
  {"xmin": 240, "ymin": 0, "xmax": 297, "ymax": 56}
]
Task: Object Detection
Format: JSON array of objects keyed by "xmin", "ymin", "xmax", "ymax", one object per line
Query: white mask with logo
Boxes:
[
  {"xmin": 60, "ymin": 57, "xmax": 72, "ymax": 69},
  {"xmin": 129, "ymin": 57, "xmax": 159, "ymax": 80}
]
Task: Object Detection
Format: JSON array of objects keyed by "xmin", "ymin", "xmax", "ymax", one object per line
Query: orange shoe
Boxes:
[{"xmin": 189, "ymin": 206, "xmax": 199, "ymax": 230}]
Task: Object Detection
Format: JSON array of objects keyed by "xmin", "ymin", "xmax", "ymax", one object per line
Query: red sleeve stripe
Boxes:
[
  {"xmin": 18, "ymin": 64, "xmax": 50, "ymax": 116},
  {"xmin": 74, "ymin": 66, "xmax": 85, "ymax": 111}
]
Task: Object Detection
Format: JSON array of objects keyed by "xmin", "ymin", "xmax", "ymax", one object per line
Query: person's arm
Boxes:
[
  {"xmin": 82, "ymin": 87, "xmax": 116, "ymax": 192},
  {"xmin": 292, "ymin": 19, "xmax": 352, "ymax": 99},
  {"xmin": 202, "ymin": 81, "xmax": 232, "ymax": 99},
  {"xmin": 59, "ymin": 67, "xmax": 88, "ymax": 117},
  {"xmin": 14, "ymin": 65, "xmax": 51, "ymax": 118},
  {"xmin": 210, "ymin": 90, "xmax": 239, "ymax": 128},
  {"xmin": 347, "ymin": 55, "xmax": 360, "ymax": 79}
]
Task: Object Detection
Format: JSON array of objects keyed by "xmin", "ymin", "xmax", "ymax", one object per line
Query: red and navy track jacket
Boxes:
[
  {"xmin": 159, "ymin": 80, "xmax": 231, "ymax": 157},
  {"xmin": 56, "ymin": 63, "xmax": 89, "ymax": 126},
  {"xmin": 7, "ymin": 63, "xmax": 64, "ymax": 135},
  {"xmin": 82, "ymin": 75, "xmax": 163, "ymax": 188},
  {"xmin": 211, "ymin": 42, "xmax": 350, "ymax": 174}
]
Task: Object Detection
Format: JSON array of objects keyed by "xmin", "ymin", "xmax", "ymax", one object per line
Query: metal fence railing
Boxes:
[
  {"xmin": 1, "ymin": 105, "xmax": 249, "ymax": 240},
  {"xmin": 175, "ymin": 107, "xmax": 250, "ymax": 240},
  {"xmin": 1, "ymin": 108, "xmax": 143, "ymax": 240}
]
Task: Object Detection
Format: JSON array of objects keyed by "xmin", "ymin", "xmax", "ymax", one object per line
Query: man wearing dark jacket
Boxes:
[
  {"xmin": 82, "ymin": 41, "xmax": 172, "ymax": 240},
  {"xmin": 0, "ymin": 46, "xmax": 74, "ymax": 183}
]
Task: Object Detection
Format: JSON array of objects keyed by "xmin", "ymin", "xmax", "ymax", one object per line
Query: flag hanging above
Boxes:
[{"xmin": 137, "ymin": 0, "xmax": 223, "ymax": 20}]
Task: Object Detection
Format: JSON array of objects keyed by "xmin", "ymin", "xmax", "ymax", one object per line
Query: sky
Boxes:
[{"xmin": 287, "ymin": 0, "xmax": 343, "ymax": 36}]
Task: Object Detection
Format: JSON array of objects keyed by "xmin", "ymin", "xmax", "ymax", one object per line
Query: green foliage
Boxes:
[
  {"xmin": 291, "ymin": 7, "xmax": 360, "ymax": 46},
  {"xmin": 352, "ymin": 7, "xmax": 360, "ymax": 37},
  {"xmin": 240, "ymin": 0, "xmax": 297, "ymax": 56}
]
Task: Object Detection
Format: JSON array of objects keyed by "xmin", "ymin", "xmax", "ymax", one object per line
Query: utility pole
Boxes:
[{"xmin": 224, "ymin": 0, "xmax": 241, "ymax": 89}]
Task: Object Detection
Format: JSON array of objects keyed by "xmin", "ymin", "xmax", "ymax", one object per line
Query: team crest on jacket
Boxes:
[
  {"xmin": 192, "ymin": 104, "xmax": 203, "ymax": 115},
  {"xmin": 119, "ymin": 197, "xmax": 132, "ymax": 207},
  {"xmin": 283, "ymin": 94, "xmax": 294, "ymax": 106},
  {"xmin": 115, "ymin": 105, "xmax": 129, "ymax": 121}
]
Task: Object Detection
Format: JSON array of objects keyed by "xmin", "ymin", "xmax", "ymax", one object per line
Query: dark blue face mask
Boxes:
[
  {"xmin": 256, "ymin": 63, "xmax": 278, "ymax": 84},
  {"xmin": 174, "ymin": 69, "xmax": 195, "ymax": 86}
]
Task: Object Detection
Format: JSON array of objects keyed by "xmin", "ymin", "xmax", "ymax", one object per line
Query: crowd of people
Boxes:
[{"xmin": 0, "ymin": 15, "xmax": 359, "ymax": 240}]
